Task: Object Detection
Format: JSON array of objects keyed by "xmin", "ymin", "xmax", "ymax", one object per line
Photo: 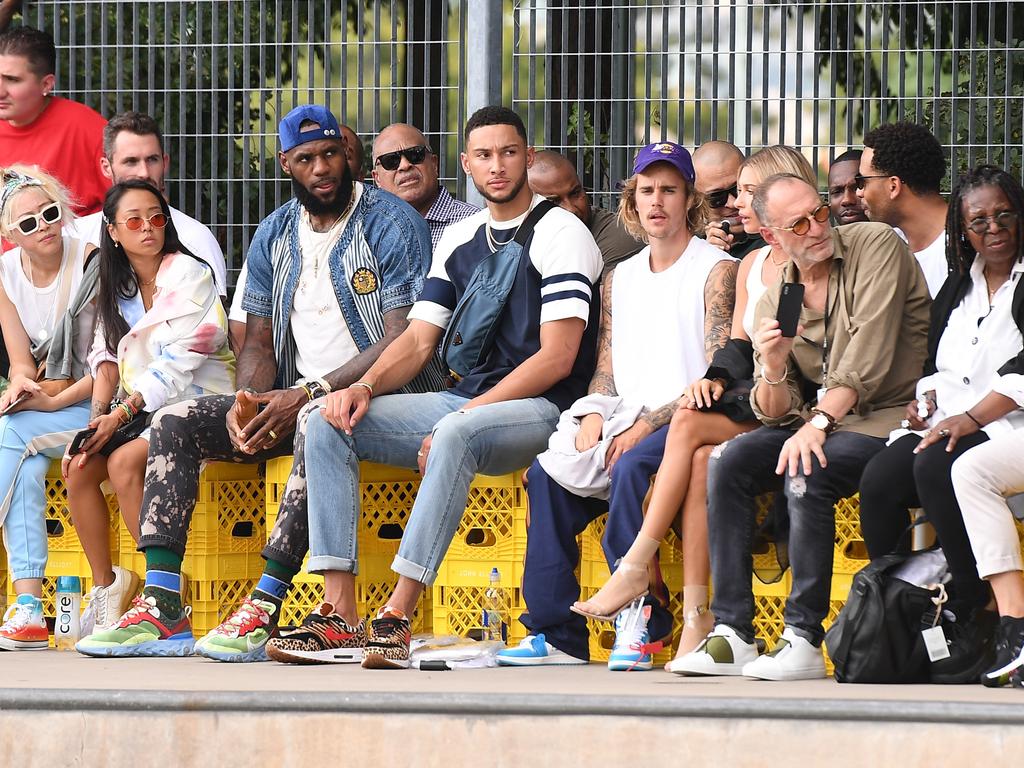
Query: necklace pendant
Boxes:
[{"xmin": 37, "ymin": 328, "xmax": 49, "ymax": 342}]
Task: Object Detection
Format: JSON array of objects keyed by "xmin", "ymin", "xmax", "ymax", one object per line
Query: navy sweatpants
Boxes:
[{"xmin": 519, "ymin": 426, "xmax": 673, "ymax": 660}]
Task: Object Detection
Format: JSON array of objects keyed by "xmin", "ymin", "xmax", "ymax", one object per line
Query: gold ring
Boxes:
[
  {"xmin": 417, "ymin": 450, "xmax": 424, "ymax": 457},
  {"xmin": 939, "ymin": 428, "xmax": 950, "ymax": 438},
  {"xmin": 268, "ymin": 429, "xmax": 278, "ymax": 440}
]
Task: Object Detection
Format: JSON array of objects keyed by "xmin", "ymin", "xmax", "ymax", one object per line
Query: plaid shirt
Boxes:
[{"xmin": 424, "ymin": 186, "xmax": 479, "ymax": 248}]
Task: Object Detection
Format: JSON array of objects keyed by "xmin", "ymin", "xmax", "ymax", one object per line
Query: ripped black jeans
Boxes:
[{"xmin": 136, "ymin": 394, "xmax": 316, "ymax": 564}]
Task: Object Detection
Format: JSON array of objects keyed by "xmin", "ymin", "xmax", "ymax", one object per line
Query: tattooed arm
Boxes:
[
  {"xmin": 587, "ymin": 269, "xmax": 617, "ymax": 397},
  {"xmin": 703, "ymin": 259, "xmax": 738, "ymax": 362},
  {"xmin": 91, "ymin": 361, "xmax": 119, "ymax": 418},
  {"xmin": 235, "ymin": 315, "xmax": 278, "ymax": 393}
]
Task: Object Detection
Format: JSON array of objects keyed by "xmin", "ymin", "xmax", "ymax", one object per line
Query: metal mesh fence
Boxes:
[
  {"xmin": 17, "ymin": 2, "xmax": 1024, "ymax": 273},
  {"xmin": 25, "ymin": 0, "xmax": 469, "ymax": 282},
  {"xmin": 512, "ymin": 1, "xmax": 1024, "ymax": 210}
]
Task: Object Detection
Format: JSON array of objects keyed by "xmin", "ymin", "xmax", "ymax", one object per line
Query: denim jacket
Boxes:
[{"xmin": 242, "ymin": 183, "xmax": 444, "ymax": 391}]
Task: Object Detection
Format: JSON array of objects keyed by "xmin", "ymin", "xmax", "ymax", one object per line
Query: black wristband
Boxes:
[{"xmin": 965, "ymin": 410, "xmax": 984, "ymax": 429}]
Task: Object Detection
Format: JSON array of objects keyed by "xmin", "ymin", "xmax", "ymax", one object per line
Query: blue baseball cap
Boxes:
[
  {"xmin": 632, "ymin": 141, "xmax": 696, "ymax": 183},
  {"xmin": 279, "ymin": 105, "xmax": 343, "ymax": 152}
]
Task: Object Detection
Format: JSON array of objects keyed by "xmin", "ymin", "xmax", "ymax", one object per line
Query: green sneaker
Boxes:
[
  {"xmin": 194, "ymin": 597, "xmax": 277, "ymax": 662},
  {"xmin": 76, "ymin": 595, "xmax": 194, "ymax": 657}
]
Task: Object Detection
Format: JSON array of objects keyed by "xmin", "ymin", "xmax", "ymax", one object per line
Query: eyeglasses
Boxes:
[
  {"xmin": 116, "ymin": 213, "xmax": 168, "ymax": 231},
  {"xmin": 853, "ymin": 173, "xmax": 890, "ymax": 190},
  {"xmin": 771, "ymin": 203, "xmax": 831, "ymax": 236},
  {"xmin": 966, "ymin": 211, "xmax": 1019, "ymax": 235},
  {"xmin": 374, "ymin": 145, "xmax": 430, "ymax": 171},
  {"xmin": 705, "ymin": 184, "xmax": 738, "ymax": 209},
  {"xmin": 13, "ymin": 202, "xmax": 61, "ymax": 236}
]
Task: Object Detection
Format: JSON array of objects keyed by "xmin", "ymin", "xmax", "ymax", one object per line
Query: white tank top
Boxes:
[
  {"xmin": 742, "ymin": 245, "xmax": 775, "ymax": 339},
  {"xmin": 611, "ymin": 236, "xmax": 732, "ymax": 410},
  {"xmin": 0, "ymin": 234, "xmax": 90, "ymax": 348}
]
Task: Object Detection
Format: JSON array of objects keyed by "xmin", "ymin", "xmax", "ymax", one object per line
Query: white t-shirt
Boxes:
[
  {"xmin": 229, "ymin": 260, "xmax": 248, "ymax": 323},
  {"xmin": 0, "ymin": 234, "xmax": 94, "ymax": 364},
  {"xmin": 895, "ymin": 227, "xmax": 947, "ymax": 298},
  {"xmin": 291, "ymin": 186, "xmax": 362, "ymax": 379},
  {"xmin": 70, "ymin": 205, "xmax": 227, "ymax": 294}
]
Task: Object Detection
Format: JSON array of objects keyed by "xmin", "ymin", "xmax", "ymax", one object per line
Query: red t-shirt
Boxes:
[{"xmin": 0, "ymin": 96, "xmax": 109, "ymax": 217}]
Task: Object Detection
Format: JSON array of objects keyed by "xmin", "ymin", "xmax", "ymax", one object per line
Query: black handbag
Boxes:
[
  {"xmin": 703, "ymin": 338, "xmax": 757, "ymax": 423},
  {"xmin": 825, "ymin": 552, "xmax": 944, "ymax": 684},
  {"xmin": 69, "ymin": 410, "xmax": 152, "ymax": 458}
]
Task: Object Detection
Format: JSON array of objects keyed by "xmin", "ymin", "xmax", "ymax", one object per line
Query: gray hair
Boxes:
[{"xmin": 751, "ymin": 173, "xmax": 815, "ymax": 227}]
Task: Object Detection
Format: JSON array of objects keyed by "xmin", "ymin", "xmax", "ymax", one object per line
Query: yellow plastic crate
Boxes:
[
  {"xmin": 833, "ymin": 493, "xmax": 868, "ymax": 574},
  {"xmin": 44, "ymin": 462, "xmax": 121, "ymax": 563},
  {"xmin": 0, "ymin": 547, "xmax": 7, "ymax": 614},
  {"xmin": 431, "ymin": 582, "xmax": 524, "ymax": 645},
  {"xmin": 189, "ymin": 577, "xmax": 259, "ymax": 637}
]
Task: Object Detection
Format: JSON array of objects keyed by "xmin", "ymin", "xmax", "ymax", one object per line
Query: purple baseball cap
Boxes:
[
  {"xmin": 632, "ymin": 141, "xmax": 696, "ymax": 183},
  {"xmin": 279, "ymin": 105, "xmax": 342, "ymax": 152}
]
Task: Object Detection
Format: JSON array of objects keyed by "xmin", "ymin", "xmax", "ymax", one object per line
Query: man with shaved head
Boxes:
[
  {"xmin": 372, "ymin": 122, "xmax": 477, "ymax": 248},
  {"xmin": 340, "ymin": 123, "xmax": 366, "ymax": 179},
  {"xmin": 693, "ymin": 140, "xmax": 765, "ymax": 259},
  {"xmin": 529, "ymin": 149, "xmax": 642, "ymax": 271}
]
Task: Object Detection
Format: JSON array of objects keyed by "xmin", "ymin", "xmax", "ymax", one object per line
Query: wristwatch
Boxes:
[{"xmin": 809, "ymin": 408, "xmax": 839, "ymax": 434}]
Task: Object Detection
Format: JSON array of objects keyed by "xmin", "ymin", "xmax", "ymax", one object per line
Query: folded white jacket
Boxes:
[{"xmin": 536, "ymin": 393, "xmax": 645, "ymax": 500}]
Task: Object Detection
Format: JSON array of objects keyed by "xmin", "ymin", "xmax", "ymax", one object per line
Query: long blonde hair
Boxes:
[{"xmin": 738, "ymin": 145, "xmax": 817, "ymax": 188}]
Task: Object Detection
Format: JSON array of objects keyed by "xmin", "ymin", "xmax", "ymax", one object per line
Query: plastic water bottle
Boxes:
[
  {"xmin": 481, "ymin": 567, "xmax": 510, "ymax": 643},
  {"xmin": 55, "ymin": 576, "xmax": 82, "ymax": 650}
]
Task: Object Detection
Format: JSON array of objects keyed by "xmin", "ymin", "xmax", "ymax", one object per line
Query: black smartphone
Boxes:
[
  {"xmin": 721, "ymin": 220, "xmax": 749, "ymax": 245},
  {"xmin": 776, "ymin": 282, "xmax": 805, "ymax": 338},
  {"xmin": 68, "ymin": 427, "xmax": 98, "ymax": 455}
]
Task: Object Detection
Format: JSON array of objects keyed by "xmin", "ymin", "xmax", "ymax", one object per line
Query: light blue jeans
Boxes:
[
  {"xmin": 0, "ymin": 400, "xmax": 91, "ymax": 581},
  {"xmin": 304, "ymin": 391, "xmax": 560, "ymax": 584}
]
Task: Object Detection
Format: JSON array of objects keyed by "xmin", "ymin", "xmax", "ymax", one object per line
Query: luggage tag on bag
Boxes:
[{"xmin": 922, "ymin": 583, "xmax": 951, "ymax": 663}]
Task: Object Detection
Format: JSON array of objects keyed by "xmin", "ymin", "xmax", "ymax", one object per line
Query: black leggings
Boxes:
[{"xmin": 859, "ymin": 431, "xmax": 990, "ymax": 608}]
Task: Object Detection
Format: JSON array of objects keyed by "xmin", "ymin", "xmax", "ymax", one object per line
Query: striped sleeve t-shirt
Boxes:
[{"xmin": 409, "ymin": 193, "xmax": 603, "ymax": 410}]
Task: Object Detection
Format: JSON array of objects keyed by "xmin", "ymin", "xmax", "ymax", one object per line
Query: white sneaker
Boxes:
[
  {"xmin": 741, "ymin": 627, "xmax": 826, "ymax": 681},
  {"xmin": 667, "ymin": 624, "xmax": 759, "ymax": 676},
  {"xmin": 85, "ymin": 566, "xmax": 141, "ymax": 632}
]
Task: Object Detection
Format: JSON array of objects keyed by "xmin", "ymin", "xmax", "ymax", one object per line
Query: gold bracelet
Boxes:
[{"xmin": 760, "ymin": 366, "xmax": 788, "ymax": 386}]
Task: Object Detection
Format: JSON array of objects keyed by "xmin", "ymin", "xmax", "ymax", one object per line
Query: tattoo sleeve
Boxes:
[
  {"xmin": 322, "ymin": 306, "xmax": 412, "ymax": 392},
  {"xmin": 587, "ymin": 270, "xmax": 617, "ymax": 396},
  {"xmin": 640, "ymin": 398, "xmax": 683, "ymax": 431},
  {"xmin": 235, "ymin": 315, "xmax": 279, "ymax": 392},
  {"xmin": 703, "ymin": 260, "xmax": 738, "ymax": 362},
  {"xmin": 90, "ymin": 399, "xmax": 108, "ymax": 419}
]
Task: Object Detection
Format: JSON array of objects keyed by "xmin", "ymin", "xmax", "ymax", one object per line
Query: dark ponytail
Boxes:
[{"xmin": 96, "ymin": 180, "xmax": 193, "ymax": 354}]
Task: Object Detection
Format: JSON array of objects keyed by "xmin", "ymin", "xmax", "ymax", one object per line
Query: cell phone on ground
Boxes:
[
  {"xmin": 1, "ymin": 391, "xmax": 32, "ymax": 416},
  {"xmin": 776, "ymin": 282, "xmax": 805, "ymax": 338},
  {"xmin": 68, "ymin": 427, "xmax": 98, "ymax": 455}
]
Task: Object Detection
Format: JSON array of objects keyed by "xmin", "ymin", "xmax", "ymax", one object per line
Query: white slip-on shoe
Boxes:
[
  {"xmin": 741, "ymin": 627, "xmax": 826, "ymax": 681},
  {"xmin": 666, "ymin": 624, "xmax": 759, "ymax": 676}
]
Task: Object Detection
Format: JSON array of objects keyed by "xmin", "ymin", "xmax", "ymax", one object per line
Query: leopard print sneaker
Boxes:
[
  {"xmin": 265, "ymin": 603, "xmax": 366, "ymax": 664},
  {"xmin": 361, "ymin": 607, "xmax": 412, "ymax": 669}
]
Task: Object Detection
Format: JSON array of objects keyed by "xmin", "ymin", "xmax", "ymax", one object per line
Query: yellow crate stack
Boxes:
[
  {"xmin": 5, "ymin": 462, "xmax": 122, "ymax": 618},
  {"xmin": 265, "ymin": 458, "xmax": 433, "ymax": 632},
  {"xmin": 117, "ymin": 461, "xmax": 265, "ymax": 637}
]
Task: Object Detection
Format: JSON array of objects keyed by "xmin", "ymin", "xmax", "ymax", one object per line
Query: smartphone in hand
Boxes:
[
  {"xmin": 776, "ymin": 282, "xmax": 805, "ymax": 338},
  {"xmin": 68, "ymin": 427, "xmax": 98, "ymax": 455},
  {"xmin": 0, "ymin": 391, "xmax": 32, "ymax": 416}
]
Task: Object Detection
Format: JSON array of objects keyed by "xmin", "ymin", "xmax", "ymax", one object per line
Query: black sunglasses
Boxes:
[
  {"xmin": 374, "ymin": 145, "xmax": 430, "ymax": 171},
  {"xmin": 853, "ymin": 173, "xmax": 890, "ymax": 190},
  {"xmin": 705, "ymin": 184, "xmax": 738, "ymax": 209}
]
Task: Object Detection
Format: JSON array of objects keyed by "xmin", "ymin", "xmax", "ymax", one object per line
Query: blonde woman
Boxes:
[{"xmin": 0, "ymin": 166, "xmax": 95, "ymax": 649}]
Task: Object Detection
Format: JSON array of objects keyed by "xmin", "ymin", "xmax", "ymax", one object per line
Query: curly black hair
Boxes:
[
  {"xmin": 464, "ymin": 105, "xmax": 527, "ymax": 143},
  {"xmin": 946, "ymin": 164, "xmax": 1024, "ymax": 275},
  {"xmin": 863, "ymin": 122, "xmax": 946, "ymax": 195}
]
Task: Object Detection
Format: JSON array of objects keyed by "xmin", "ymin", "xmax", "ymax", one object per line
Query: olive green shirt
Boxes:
[
  {"xmin": 589, "ymin": 207, "xmax": 644, "ymax": 272},
  {"xmin": 751, "ymin": 222, "xmax": 931, "ymax": 437}
]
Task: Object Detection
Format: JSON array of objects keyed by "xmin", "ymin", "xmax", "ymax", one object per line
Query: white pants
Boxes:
[{"xmin": 951, "ymin": 432, "xmax": 1024, "ymax": 578}]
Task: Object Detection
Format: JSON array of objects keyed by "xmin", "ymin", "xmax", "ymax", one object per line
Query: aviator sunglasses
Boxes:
[
  {"xmin": 770, "ymin": 203, "xmax": 831, "ymax": 236},
  {"xmin": 13, "ymin": 202, "xmax": 62, "ymax": 236},
  {"xmin": 374, "ymin": 145, "xmax": 430, "ymax": 171}
]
